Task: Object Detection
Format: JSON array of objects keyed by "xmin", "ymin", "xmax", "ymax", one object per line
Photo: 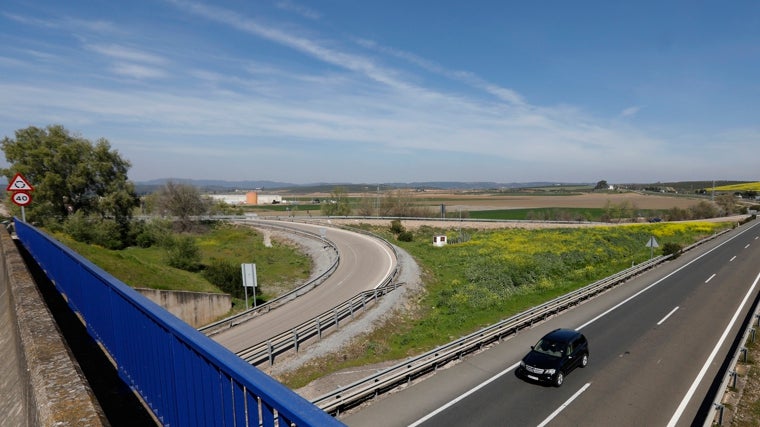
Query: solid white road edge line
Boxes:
[
  {"xmin": 407, "ymin": 362, "xmax": 521, "ymax": 427},
  {"xmin": 657, "ymin": 306, "xmax": 680, "ymax": 326},
  {"xmin": 411, "ymin": 223, "xmax": 758, "ymax": 426},
  {"xmin": 536, "ymin": 383, "xmax": 592, "ymax": 427},
  {"xmin": 666, "ymin": 271, "xmax": 760, "ymax": 427},
  {"xmin": 577, "ymin": 222, "xmax": 757, "ymax": 331}
]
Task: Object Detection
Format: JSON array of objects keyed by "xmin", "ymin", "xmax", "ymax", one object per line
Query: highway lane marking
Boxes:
[
  {"xmin": 666, "ymin": 271, "xmax": 760, "ymax": 427},
  {"xmin": 746, "ymin": 244, "xmax": 751, "ymax": 249},
  {"xmin": 407, "ymin": 362, "xmax": 521, "ymax": 427},
  {"xmin": 730, "ymin": 256, "xmax": 737, "ymax": 262},
  {"xmin": 705, "ymin": 273, "xmax": 717, "ymax": 284},
  {"xmin": 536, "ymin": 383, "xmax": 591, "ymax": 427},
  {"xmin": 411, "ymin": 223, "xmax": 759, "ymax": 427},
  {"xmin": 577, "ymin": 221, "xmax": 759, "ymax": 331},
  {"xmin": 657, "ymin": 306, "xmax": 680, "ymax": 325}
]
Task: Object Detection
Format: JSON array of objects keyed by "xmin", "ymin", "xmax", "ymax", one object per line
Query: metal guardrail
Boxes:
[
  {"xmin": 14, "ymin": 218, "xmax": 344, "ymax": 426},
  {"xmin": 238, "ymin": 280, "xmax": 403, "ymax": 366},
  {"xmin": 199, "ymin": 220, "xmax": 340, "ymax": 336},
  {"xmin": 704, "ymin": 272, "xmax": 760, "ymax": 426},
  {"xmin": 312, "ymin": 228, "xmax": 735, "ymax": 415},
  {"xmin": 231, "ymin": 219, "xmax": 403, "ymax": 366},
  {"xmin": 311, "ymin": 256, "xmax": 669, "ymax": 414}
]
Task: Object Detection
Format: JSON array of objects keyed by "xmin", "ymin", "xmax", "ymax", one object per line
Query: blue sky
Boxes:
[{"xmin": 1, "ymin": 1, "xmax": 758, "ymax": 184}]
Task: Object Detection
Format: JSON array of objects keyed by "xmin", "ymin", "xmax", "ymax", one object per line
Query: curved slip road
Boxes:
[{"xmin": 212, "ymin": 220, "xmax": 397, "ymax": 353}]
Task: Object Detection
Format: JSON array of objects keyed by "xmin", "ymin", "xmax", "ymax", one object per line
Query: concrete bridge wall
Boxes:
[{"xmin": 0, "ymin": 229, "xmax": 106, "ymax": 426}]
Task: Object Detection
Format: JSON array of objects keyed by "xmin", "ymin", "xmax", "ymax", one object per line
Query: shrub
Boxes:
[
  {"xmin": 203, "ymin": 258, "xmax": 244, "ymax": 298},
  {"xmin": 390, "ymin": 220, "xmax": 405, "ymax": 234},
  {"xmin": 166, "ymin": 235, "xmax": 202, "ymax": 271},
  {"xmin": 63, "ymin": 212, "xmax": 124, "ymax": 249},
  {"xmin": 90, "ymin": 219, "xmax": 124, "ymax": 250},
  {"xmin": 662, "ymin": 242, "xmax": 683, "ymax": 259},
  {"xmin": 397, "ymin": 231, "xmax": 414, "ymax": 242},
  {"xmin": 63, "ymin": 211, "xmax": 92, "ymax": 243}
]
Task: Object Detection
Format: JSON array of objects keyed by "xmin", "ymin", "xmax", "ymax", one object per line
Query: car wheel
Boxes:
[
  {"xmin": 580, "ymin": 353, "xmax": 588, "ymax": 368},
  {"xmin": 554, "ymin": 372, "xmax": 564, "ymax": 387}
]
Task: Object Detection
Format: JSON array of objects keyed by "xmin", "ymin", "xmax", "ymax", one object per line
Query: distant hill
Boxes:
[
  {"xmin": 133, "ymin": 179, "xmax": 589, "ymax": 194},
  {"xmin": 133, "ymin": 178, "xmax": 759, "ymax": 195}
]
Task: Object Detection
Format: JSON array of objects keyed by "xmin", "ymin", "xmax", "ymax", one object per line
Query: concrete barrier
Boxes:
[
  {"xmin": 135, "ymin": 288, "xmax": 231, "ymax": 328},
  {"xmin": 0, "ymin": 228, "xmax": 106, "ymax": 426}
]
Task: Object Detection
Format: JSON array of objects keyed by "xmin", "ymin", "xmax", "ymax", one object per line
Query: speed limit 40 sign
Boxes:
[{"xmin": 11, "ymin": 191, "xmax": 32, "ymax": 206}]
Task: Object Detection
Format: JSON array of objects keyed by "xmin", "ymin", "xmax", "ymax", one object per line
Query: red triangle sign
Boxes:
[{"xmin": 6, "ymin": 173, "xmax": 34, "ymax": 192}]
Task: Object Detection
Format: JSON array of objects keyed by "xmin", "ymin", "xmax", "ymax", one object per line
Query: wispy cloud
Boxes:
[
  {"xmin": 166, "ymin": 0, "xmax": 419, "ymax": 92},
  {"xmin": 356, "ymin": 38, "xmax": 525, "ymax": 105},
  {"xmin": 3, "ymin": 1, "xmax": 756, "ymax": 182},
  {"xmin": 4, "ymin": 12, "xmax": 119, "ymax": 35},
  {"xmin": 110, "ymin": 63, "xmax": 168, "ymax": 79},
  {"xmin": 85, "ymin": 44, "xmax": 169, "ymax": 79},
  {"xmin": 86, "ymin": 44, "xmax": 167, "ymax": 65},
  {"xmin": 620, "ymin": 106, "xmax": 641, "ymax": 118},
  {"xmin": 275, "ymin": 0, "xmax": 321, "ymax": 20}
]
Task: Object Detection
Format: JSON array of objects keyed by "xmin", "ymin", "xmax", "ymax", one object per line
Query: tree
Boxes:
[
  {"xmin": 715, "ymin": 193, "xmax": 738, "ymax": 216},
  {"xmin": 1, "ymin": 125, "xmax": 137, "ymax": 230},
  {"xmin": 594, "ymin": 180, "xmax": 609, "ymax": 190},
  {"xmin": 153, "ymin": 181, "xmax": 210, "ymax": 230},
  {"xmin": 321, "ymin": 186, "xmax": 351, "ymax": 216}
]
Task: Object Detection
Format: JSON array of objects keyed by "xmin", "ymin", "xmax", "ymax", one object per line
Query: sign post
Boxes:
[
  {"xmin": 241, "ymin": 263, "xmax": 257, "ymax": 310},
  {"xmin": 646, "ymin": 236, "xmax": 659, "ymax": 259},
  {"xmin": 7, "ymin": 173, "xmax": 34, "ymax": 222}
]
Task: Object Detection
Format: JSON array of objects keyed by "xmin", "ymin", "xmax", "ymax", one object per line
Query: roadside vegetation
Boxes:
[
  {"xmin": 278, "ymin": 220, "xmax": 735, "ymax": 388},
  {"xmin": 711, "ymin": 182, "xmax": 760, "ymax": 192},
  {"xmin": 731, "ymin": 328, "xmax": 760, "ymax": 426},
  {"xmin": 4, "ymin": 124, "xmax": 756, "ymax": 398},
  {"xmin": 51, "ymin": 221, "xmax": 311, "ymax": 309}
]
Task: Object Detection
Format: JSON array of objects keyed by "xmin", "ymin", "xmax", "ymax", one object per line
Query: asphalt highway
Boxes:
[
  {"xmin": 212, "ymin": 220, "xmax": 397, "ymax": 353},
  {"xmin": 343, "ymin": 220, "xmax": 760, "ymax": 427}
]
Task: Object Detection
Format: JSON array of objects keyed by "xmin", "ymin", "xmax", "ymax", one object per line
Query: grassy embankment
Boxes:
[
  {"xmin": 54, "ymin": 223, "xmax": 311, "ymax": 310},
  {"xmin": 278, "ymin": 220, "xmax": 733, "ymax": 388}
]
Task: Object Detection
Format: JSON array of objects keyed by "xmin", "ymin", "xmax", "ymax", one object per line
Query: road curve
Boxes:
[{"xmin": 212, "ymin": 220, "xmax": 397, "ymax": 354}]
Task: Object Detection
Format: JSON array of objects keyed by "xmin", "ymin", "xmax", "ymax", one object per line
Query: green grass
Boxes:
[
  {"xmin": 466, "ymin": 207, "xmax": 670, "ymax": 222},
  {"xmin": 52, "ymin": 223, "xmax": 311, "ymax": 299},
  {"xmin": 57, "ymin": 235, "xmax": 219, "ymax": 292},
  {"xmin": 278, "ymin": 220, "xmax": 735, "ymax": 387},
  {"xmin": 468, "ymin": 208, "xmax": 604, "ymax": 221}
]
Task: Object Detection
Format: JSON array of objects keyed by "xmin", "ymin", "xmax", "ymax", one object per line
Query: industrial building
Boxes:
[{"xmin": 208, "ymin": 192, "xmax": 282, "ymax": 205}]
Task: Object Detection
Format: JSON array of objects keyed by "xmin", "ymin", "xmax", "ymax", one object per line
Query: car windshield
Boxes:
[{"xmin": 533, "ymin": 338, "xmax": 565, "ymax": 358}]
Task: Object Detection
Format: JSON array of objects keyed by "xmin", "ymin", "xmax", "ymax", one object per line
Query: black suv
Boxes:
[{"xmin": 516, "ymin": 328, "xmax": 589, "ymax": 387}]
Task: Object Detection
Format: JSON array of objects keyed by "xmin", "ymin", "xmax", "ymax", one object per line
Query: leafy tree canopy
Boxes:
[
  {"xmin": 1, "ymin": 125, "xmax": 138, "ymax": 226},
  {"xmin": 151, "ymin": 180, "xmax": 210, "ymax": 230},
  {"xmin": 321, "ymin": 186, "xmax": 352, "ymax": 216}
]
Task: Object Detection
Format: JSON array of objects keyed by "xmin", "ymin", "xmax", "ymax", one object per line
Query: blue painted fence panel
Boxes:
[{"xmin": 15, "ymin": 219, "xmax": 344, "ymax": 427}]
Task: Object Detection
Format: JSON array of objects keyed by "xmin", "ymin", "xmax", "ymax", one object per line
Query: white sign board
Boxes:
[{"xmin": 241, "ymin": 263, "xmax": 257, "ymax": 288}]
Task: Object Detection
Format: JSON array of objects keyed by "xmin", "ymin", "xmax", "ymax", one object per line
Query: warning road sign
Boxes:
[{"xmin": 6, "ymin": 173, "xmax": 34, "ymax": 192}]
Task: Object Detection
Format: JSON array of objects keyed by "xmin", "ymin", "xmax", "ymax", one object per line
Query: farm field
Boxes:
[
  {"xmin": 398, "ymin": 189, "xmax": 704, "ymax": 211},
  {"xmin": 252, "ymin": 189, "xmax": 709, "ymax": 218}
]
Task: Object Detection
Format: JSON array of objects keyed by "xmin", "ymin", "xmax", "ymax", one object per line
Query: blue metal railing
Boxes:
[{"xmin": 14, "ymin": 219, "xmax": 344, "ymax": 427}]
